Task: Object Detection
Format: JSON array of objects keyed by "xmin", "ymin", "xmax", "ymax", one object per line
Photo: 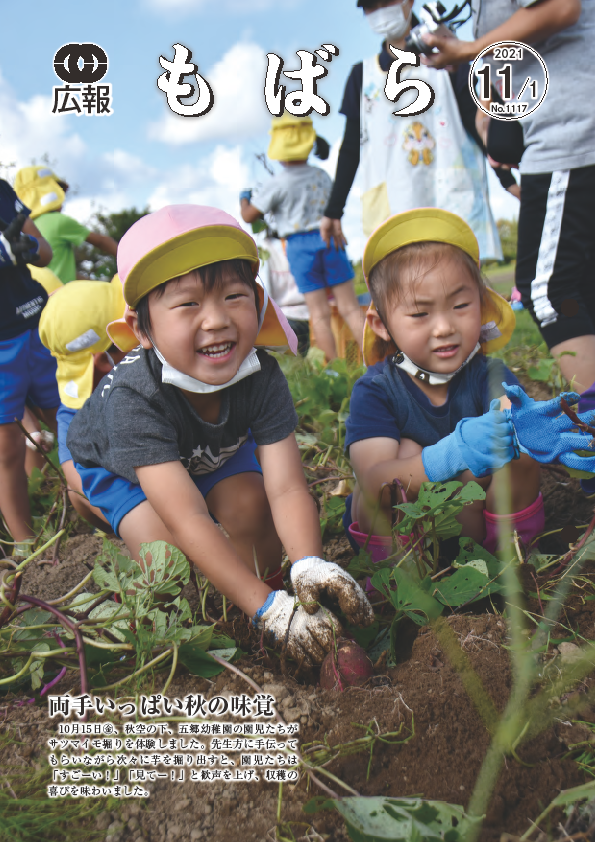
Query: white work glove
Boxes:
[
  {"xmin": 290, "ymin": 556, "xmax": 375, "ymax": 627},
  {"xmin": 252, "ymin": 590, "xmax": 341, "ymax": 667}
]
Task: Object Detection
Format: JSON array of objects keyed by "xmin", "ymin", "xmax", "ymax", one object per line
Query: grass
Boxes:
[{"xmin": 0, "ymin": 733, "xmax": 110, "ymax": 842}]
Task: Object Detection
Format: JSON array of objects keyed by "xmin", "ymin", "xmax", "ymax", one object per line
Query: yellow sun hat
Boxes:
[
  {"xmin": 29, "ymin": 265, "xmax": 64, "ymax": 296},
  {"xmin": 14, "ymin": 166, "xmax": 67, "ymax": 219},
  {"xmin": 39, "ymin": 275, "xmax": 138, "ymax": 409},
  {"xmin": 362, "ymin": 208, "xmax": 516, "ymax": 366},
  {"xmin": 117, "ymin": 204, "xmax": 297, "ymax": 353},
  {"xmin": 267, "ymin": 112, "xmax": 317, "ymax": 162}
]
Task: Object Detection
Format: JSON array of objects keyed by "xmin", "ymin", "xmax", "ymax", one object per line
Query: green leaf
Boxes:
[
  {"xmin": 88, "ymin": 600, "xmax": 132, "ymax": 643},
  {"xmin": 178, "ymin": 644, "xmax": 225, "ymax": 678},
  {"xmin": 344, "ymin": 619, "xmax": 380, "ymax": 650},
  {"xmin": 371, "ymin": 568, "xmax": 443, "ymax": 627},
  {"xmin": 432, "ymin": 566, "xmax": 491, "ymax": 607},
  {"xmin": 304, "ymin": 796, "xmax": 476, "ymax": 841}
]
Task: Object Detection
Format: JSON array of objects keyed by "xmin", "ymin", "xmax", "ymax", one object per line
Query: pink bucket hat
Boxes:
[{"xmin": 111, "ymin": 205, "xmax": 297, "ymax": 354}]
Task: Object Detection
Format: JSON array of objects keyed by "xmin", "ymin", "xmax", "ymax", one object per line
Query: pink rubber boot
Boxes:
[
  {"xmin": 483, "ymin": 493, "xmax": 545, "ymax": 555},
  {"xmin": 348, "ymin": 522, "xmax": 410, "ymax": 592}
]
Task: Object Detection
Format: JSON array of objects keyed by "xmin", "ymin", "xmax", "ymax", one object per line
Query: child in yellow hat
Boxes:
[
  {"xmin": 66, "ymin": 205, "xmax": 374, "ymax": 667},
  {"xmin": 39, "ymin": 276, "xmax": 137, "ymax": 528},
  {"xmin": 344, "ymin": 208, "xmax": 544, "ymax": 561},
  {"xmin": 14, "ymin": 167, "xmax": 118, "ymax": 284},
  {"xmin": 240, "ymin": 114, "xmax": 364, "ymax": 362}
]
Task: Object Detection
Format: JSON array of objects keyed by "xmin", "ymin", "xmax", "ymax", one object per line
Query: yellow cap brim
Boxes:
[
  {"xmin": 363, "ymin": 208, "xmax": 480, "ymax": 282},
  {"xmin": 124, "ymin": 226, "xmax": 259, "ymax": 309}
]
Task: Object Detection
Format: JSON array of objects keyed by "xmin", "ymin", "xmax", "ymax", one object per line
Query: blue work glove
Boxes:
[
  {"xmin": 422, "ymin": 399, "xmax": 517, "ymax": 481},
  {"xmin": 0, "ymin": 231, "xmax": 17, "ymax": 267},
  {"xmin": 239, "ymin": 188, "xmax": 252, "ymax": 203},
  {"xmin": 503, "ymin": 383, "xmax": 595, "ymax": 471}
]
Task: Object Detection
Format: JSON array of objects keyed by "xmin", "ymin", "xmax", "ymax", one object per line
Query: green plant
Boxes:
[{"xmin": 0, "ymin": 539, "xmax": 237, "ymax": 698}]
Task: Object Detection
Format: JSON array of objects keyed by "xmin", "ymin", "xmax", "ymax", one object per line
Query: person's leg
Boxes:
[
  {"xmin": 0, "ymin": 421, "xmax": 33, "ymax": 544},
  {"xmin": 483, "ymin": 455, "xmax": 543, "ymax": 553},
  {"xmin": 62, "ymin": 459, "xmax": 113, "ymax": 532},
  {"xmin": 516, "ymin": 166, "xmax": 595, "ymax": 393},
  {"xmin": 304, "ymin": 288, "xmax": 337, "ymax": 361},
  {"xmin": 205, "ymin": 471, "xmax": 283, "ymax": 580},
  {"xmin": 22, "ymin": 405, "xmax": 46, "ymax": 476},
  {"xmin": 331, "ymin": 281, "xmax": 366, "ymax": 353},
  {"xmin": 118, "ymin": 500, "xmax": 176, "ymax": 561}
]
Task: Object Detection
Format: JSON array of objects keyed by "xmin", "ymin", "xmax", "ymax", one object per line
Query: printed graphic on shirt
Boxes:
[{"xmin": 403, "ymin": 122, "xmax": 435, "ymax": 166}]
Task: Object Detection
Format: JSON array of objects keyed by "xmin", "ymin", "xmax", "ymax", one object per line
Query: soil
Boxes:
[{"xmin": 2, "ymin": 376, "xmax": 595, "ymax": 842}]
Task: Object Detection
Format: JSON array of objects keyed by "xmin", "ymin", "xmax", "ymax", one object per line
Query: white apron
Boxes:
[{"xmin": 360, "ymin": 56, "xmax": 502, "ymax": 260}]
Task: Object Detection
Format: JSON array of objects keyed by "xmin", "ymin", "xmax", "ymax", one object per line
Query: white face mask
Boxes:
[
  {"xmin": 152, "ymin": 343, "xmax": 261, "ymax": 394},
  {"xmin": 366, "ymin": 3, "xmax": 412, "ymax": 40}
]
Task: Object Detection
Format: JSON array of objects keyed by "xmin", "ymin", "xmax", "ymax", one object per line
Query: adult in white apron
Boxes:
[
  {"xmin": 320, "ymin": 0, "xmax": 514, "ymax": 260},
  {"xmin": 359, "ymin": 55, "xmax": 502, "ymax": 259}
]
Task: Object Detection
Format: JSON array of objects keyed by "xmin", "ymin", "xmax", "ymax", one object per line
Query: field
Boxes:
[{"xmin": 3, "ymin": 287, "xmax": 595, "ymax": 842}]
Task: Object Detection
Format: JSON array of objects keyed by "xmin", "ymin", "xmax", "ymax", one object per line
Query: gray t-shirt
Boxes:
[
  {"xmin": 67, "ymin": 347, "xmax": 298, "ymax": 484},
  {"xmin": 251, "ymin": 164, "xmax": 332, "ymax": 238},
  {"xmin": 472, "ymin": 0, "xmax": 595, "ymax": 174}
]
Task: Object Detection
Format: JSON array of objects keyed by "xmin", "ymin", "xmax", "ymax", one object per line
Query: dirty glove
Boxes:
[
  {"xmin": 290, "ymin": 556, "xmax": 375, "ymax": 626},
  {"xmin": 422, "ymin": 399, "xmax": 517, "ymax": 481},
  {"xmin": 253, "ymin": 590, "xmax": 341, "ymax": 667},
  {"xmin": 503, "ymin": 383, "xmax": 595, "ymax": 471}
]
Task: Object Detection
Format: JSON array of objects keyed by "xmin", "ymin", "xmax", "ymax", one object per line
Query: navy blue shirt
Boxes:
[
  {"xmin": 0, "ymin": 180, "xmax": 47, "ymax": 340},
  {"xmin": 345, "ymin": 355, "xmax": 520, "ymax": 451}
]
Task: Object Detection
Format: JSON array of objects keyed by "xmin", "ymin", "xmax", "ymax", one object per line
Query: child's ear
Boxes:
[
  {"xmin": 125, "ymin": 308, "xmax": 152, "ymax": 350},
  {"xmin": 367, "ymin": 308, "xmax": 391, "ymax": 342}
]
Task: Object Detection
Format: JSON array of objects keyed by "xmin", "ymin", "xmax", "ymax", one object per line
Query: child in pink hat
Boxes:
[{"xmin": 66, "ymin": 205, "xmax": 373, "ymax": 666}]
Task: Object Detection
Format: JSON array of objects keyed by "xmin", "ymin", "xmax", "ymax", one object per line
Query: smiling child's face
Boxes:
[
  {"xmin": 373, "ymin": 254, "xmax": 483, "ymax": 376},
  {"xmin": 138, "ymin": 264, "xmax": 260, "ymax": 387}
]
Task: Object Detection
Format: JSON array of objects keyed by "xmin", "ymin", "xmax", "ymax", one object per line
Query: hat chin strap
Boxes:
[{"xmin": 391, "ymin": 342, "xmax": 481, "ymax": 385}]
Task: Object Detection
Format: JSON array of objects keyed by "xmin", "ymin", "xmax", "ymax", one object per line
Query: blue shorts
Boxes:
[
  {"xmin": 57, "ymin": 403, "xmax": 77, "ymax": 464},
  {"xmin": 0, "ymin": 329, "xmax": 59, "ymax": 424},
  {"xmin": 285, "ymin": 229, "xmax": 354, "ymax": 295},
  {"xmin": 74, "ymin": 435, "xmax": 262, "ymax": 537}
]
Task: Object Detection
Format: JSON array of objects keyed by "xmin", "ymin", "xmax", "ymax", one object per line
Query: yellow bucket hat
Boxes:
[
  {"xmin": 29, "ymin": 265, "xmax": 63, "ymax": 296},
  {"xmin": 39, "ymin": 275, "xmax": 138, "ymax": 409},
  {"xmin": 267, "ymin": 113, "xmax": 316, "ymax": 162},
  {"xmin": 14, "ymin": 167, "xmax": 66, "ymax": 219},
  {"xmin": 362, "ymin": 209, "xmax": 516, "ymax": 367}
]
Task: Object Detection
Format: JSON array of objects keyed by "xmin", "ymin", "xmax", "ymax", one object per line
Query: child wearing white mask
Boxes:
[
  {"xmin": 320, "ymin": 0, "xmax": 517, "ymax": 256},
  {"xmin": 66, "ymin": 205, "xmax": 374, "ymax": 667}
]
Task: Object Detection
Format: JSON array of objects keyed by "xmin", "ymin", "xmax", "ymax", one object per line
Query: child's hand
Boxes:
[
  {"xmin": 422, "ymin": 399, "xmax": 517, "ymax": 481},
  {"xmin": 253, "ymin": 590, "xmax": 341, "ymax": 667},
  {"xmin": 290, "ymin": 557, "xmax": 375, "ymax": 627},
  {"xmin": 503, "ymin": 383, "xmax": 595, "ymax": 470}
]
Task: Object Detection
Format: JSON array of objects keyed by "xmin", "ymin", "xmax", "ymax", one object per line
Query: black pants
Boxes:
[{"xmin": 516, "ymin": 164, "xmax": 595, "ymax": 349}]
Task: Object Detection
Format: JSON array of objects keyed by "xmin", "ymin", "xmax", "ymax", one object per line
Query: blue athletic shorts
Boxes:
[
  {"xmin": 57, "ymin": 403, "xmax": 77, "ymax": 464},
  {"xmin": 0, "ymin": 329, "xmax": 59, "ymax": 424},
  {"xmin": 74, "ymin": 434, "xmax": 262, "ymax": 537},
  {"xmin": 285, "ymin": 229, "xmax": 354, "ymax": 295}
]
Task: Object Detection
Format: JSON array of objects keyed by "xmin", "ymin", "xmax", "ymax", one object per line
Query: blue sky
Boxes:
[{"xmin": 0, "ymin": 0, "xmax": 518, "ymax": 260}]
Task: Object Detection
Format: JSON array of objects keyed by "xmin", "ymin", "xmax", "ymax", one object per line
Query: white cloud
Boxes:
[
  {"xmin": 146, "ymin": 145, "xmax": 250, "ymax": 219},
  {"xmin": 148, "ymin": 42, "xmax": 271, "ymax": 146}
]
